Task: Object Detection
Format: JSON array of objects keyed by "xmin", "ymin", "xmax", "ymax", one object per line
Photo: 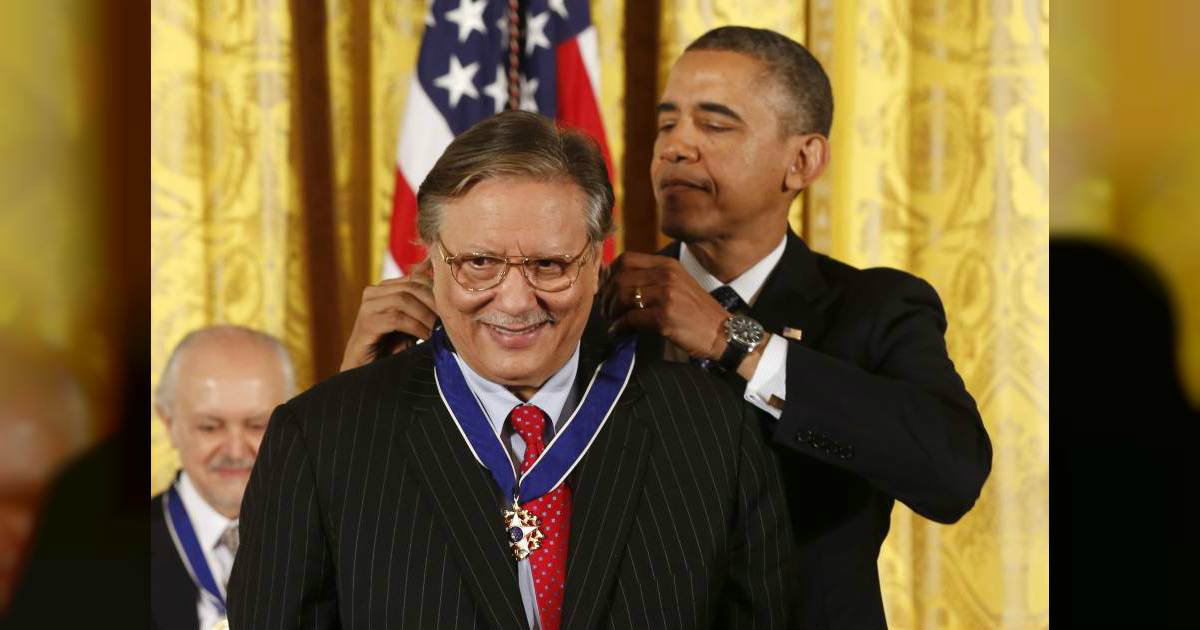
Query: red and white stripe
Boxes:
[{"xmin": 383, "ymin": 24, "xmax": 617, "ymax": 279}]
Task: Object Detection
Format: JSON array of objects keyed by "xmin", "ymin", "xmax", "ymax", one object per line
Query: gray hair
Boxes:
[
  {"xmin": 155, "ymin": 325, "xmax": 296, "ymax": 416},
  {"xmin": 686, "ymin": 26, "xmax": 834, "ymax": 137},
  {"xmin": 416, "ymin": 110, "xmax": 614, "ymax": 246}
]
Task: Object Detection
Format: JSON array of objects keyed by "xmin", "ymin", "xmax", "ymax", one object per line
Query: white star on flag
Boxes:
[
  {"xmin": 525, "ymin": 11, "xmax": 551, "ymax": 55},
  {"xmin": 519, "ymin": 75, "xmax": 540, "ymax": 112},
  {"xmin": 483, "ymin": 65, "xmax": 508, "ymax": 114},
  {"xmin": 445, "ymin": 0, "xmax": 488, "ymax": 43},
  {"xmin": 548, "ymin": 0, "xmax": 569, "ymax": 20},
  {"xmin": 384, "ymin": 0, "xmax": 619, "ymax": 279},
  {"xmin": 496, "ymin": 14, "xmax": 510, "ymax": 48},
  {"xmin": 434, "ymin": 55, "xmax": 480, "ymax": 108}
]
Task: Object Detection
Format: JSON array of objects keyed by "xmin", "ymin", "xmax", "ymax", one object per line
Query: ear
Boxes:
[
  {"xmin": 783, "ymin": 133, "xmax": 831, "ymax": 193},
  {"xmin": 156, "ymin": 402, "xmax": 179, "ymax": 447},
  {"xmin": 155, "ymin": 402, "xmax": 171, "ymax": 427}
]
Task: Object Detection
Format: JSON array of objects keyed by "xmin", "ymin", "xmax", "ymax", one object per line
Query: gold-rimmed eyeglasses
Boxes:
[{"xmin": 436, "ymin": 239, "xmax": 594, "ymax": 292}]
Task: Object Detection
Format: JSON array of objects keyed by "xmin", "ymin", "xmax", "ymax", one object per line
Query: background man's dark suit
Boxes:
[
  {"xmin": 640, "ymin": 231, "xmax": 992, "ymax": 629},
  {"xmin": 228, "ymin": 337, "xmax": 793, "ymax": 630},
  {"xmin": 150, "ymin": 491, "xmax": 199, "ymax": 630}
]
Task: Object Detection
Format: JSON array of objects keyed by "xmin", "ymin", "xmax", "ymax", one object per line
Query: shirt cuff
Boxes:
[{"xmin": 744, "ymin": 333, "xmax": 787, "ymax": 419}]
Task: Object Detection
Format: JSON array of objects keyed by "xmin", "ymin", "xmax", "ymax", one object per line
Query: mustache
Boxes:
[
  {"xmin": 209, "ymin": 457, "xmax": 254, "ymax": 471},
  {"xmin": 657, "ymin": 173, "xmax": 713, "ymax": 192},
  {"xmin": 474, "ymin": 310, "xmax": 557, "ymax": 329}
]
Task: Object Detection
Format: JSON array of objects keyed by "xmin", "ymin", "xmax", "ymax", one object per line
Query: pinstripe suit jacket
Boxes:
[{"xmin": 227, "ymin": 339, "xmax": 793, "ymax": 630}]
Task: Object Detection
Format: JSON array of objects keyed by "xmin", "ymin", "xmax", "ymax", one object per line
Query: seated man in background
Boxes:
[
  {"xmin": 150, "ymin": 326, "xmax": 295, "ymax": 630},
  {"xmin": 229, "ymin": 111, "xmax": 793, "ymax": 630}
]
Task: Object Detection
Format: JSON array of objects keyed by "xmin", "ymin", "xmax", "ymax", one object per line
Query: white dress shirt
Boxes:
[
  {"xmin": 175, "ymin": 472, "xmax": 236, "ymax": 630},
  {"xmin": 676, "ymin": 234, "xmax": 790, "ymax": 419},
  {"xmin": 453, "ymin": 343, "xmax": 582, "ymax": 630}
]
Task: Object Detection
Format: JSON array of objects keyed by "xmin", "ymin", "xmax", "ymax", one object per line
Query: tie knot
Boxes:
[
  {"xmin": 508, "ymin": 403, "xmax": 548, "ymax": 445},
  {"xmin": 710, "ymin": 285, "xmax": 745, "ymax": 313},
  {"xmin": 218, "ymin": 524, "xmax": 239, "ymax": 555}
]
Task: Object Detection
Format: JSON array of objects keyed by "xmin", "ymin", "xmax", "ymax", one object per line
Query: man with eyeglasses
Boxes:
[{"xmin": 228, "ymin": 110, "xmax": 793, "ymax": 630}]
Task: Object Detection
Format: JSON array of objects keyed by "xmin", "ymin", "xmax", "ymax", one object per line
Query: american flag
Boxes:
[{"xmin": 383, "ymin": 0, "xmax": 618, "ymax": 279}]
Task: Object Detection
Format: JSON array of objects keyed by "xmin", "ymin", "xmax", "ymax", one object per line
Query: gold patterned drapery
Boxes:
[
  {"xmin": 805, "ymin": 2, "xmax": 1048, "ymax": 628},
  {"xmin": 813, "ymin": 2, "xmax": 1048, "ymax": 627},
  {"xmin": 152, "ymin": 1, "xmax": 1048, "ymax": 627}
]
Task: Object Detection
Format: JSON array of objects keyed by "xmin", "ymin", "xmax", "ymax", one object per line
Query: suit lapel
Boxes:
[
  {"xmin": 561, "ymin": 373, "xmax": 651, "ymax": 629},
  {"xmin": 396, "ymin": 349, "xmax": 528, "ymax": 630},
  {"xmin": 749, "ymin": 231, "xmax": 839, "ymax": 348},
  {"xmin": 657, "ymin": 232, "xmax": 839, "ymax": 347},
  {"xmin": 150, "ymin": 493, "xmax": 200, "ymax": 630}
]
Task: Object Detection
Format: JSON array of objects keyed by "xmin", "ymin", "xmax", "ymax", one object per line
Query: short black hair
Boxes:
[{"xmin": 686, "ymin": 26, "xmax": 833, "ymax": 137}]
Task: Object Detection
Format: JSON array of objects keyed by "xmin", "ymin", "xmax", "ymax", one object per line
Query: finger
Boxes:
[
  {"xmin": 381, "ymin": 285, "xmax": 437, "ymax": 324},
  {"xmin": 396, "ymin": 292, "xmax": 438, "ymax": 330},
  {"xmin": 363, "ymin": 282, "xmax": 435, "ymax": 312},
  {"xmin": 612, "ymin": 251, "xmax": 676, "ymax": 270},
  {"xmin": 375, "ymin": 308, "xmax": 433, "ymax": 340},
  {"xmin": 599, "ymin": 272, "xmax": 634, "ymax": 320},
  {"xmin": 362, "ymin": 280, "xmax": 424, "ymax": 303},
  {"xmin": 369, "ymin": 293, "xmax": 437, "ymax": 331},
  {"xmin": 606, "ymin": 272, "xmax": 665, "ymax": 314},
  {"xmin": 401, "ymin": 281, "xmax": 436, "ymax": 312},
  {"xmin": 607, "ymin": 264, "xmax": 670, "ymax": 290},
  {"xmin": 607, "ymin": 283, "xmax": 660, "ymax": 322},
  {"xmin": 609, "ymin": 305, "xmax": 665, "ymax": 336}
]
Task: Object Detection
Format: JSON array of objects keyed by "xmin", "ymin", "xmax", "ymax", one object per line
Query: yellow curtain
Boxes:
[
  {"xmin": 659, "ymin": 1, "xmax": 1050, "ymax": 628},
  {"xmin": 153, "ymin": 0, "xmax": 303, "ymax": 492},
  {"xmin": 808, "ymin": 1, "xmax": 1049, "ymax": 628}
]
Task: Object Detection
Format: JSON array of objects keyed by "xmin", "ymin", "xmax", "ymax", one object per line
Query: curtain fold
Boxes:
[
  {"xmin": 803, "ymin": 1, "xmax": 1049, "ymax": 628},
  {"xmin": 151, "ymin": 0, "xmax": 307, "ymax": 490}
]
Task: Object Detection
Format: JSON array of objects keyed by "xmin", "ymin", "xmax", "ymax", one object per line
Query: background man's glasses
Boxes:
[{"xmin": 436, "ymin": 239, "xmax": 592, "ymax": 292}]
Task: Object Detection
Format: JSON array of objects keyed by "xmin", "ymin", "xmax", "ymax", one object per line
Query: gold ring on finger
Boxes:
[{"xmin": 633, "ymin": 287, "xmax": 646, "ymax": 310}]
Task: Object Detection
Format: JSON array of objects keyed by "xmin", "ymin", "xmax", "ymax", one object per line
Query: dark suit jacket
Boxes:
[
  {"xmin": 151, "ymin": 491, "xmax": 200, "ymax": 630},
  {"xmin": 227, "ymin": 337, "xmax": 793, "ymax": 629},
  {"xmin": 641, "ymin": 232, "xmax": 992, "ymax": 629}
]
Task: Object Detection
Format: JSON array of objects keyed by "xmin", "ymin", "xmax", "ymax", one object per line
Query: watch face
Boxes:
[{"xmin": 728, "ymin": 316, "xmax": 765, "ymax": 345}]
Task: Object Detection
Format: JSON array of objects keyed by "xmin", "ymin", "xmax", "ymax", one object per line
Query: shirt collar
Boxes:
[
  {"xmin": 453, "ymin": 342, "xmax": 581, "ymax": 437},
  {"xmin": 679, "ymin": 234, "xmax": 788, "ymax": 306},
  {"xmin": 176, "ymin": 471, "xmax": 235, "ymax": 552}
]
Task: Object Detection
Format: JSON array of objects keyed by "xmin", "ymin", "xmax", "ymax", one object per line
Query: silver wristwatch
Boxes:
[{"xmin": 717, "ymin": 315, "xmax": 765, "ymax": 372}]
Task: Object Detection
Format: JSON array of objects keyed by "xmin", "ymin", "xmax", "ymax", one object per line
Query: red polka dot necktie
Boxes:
[{"xmin": 508, "ymin": 403, "xmax": 571, "ymax": 630}]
